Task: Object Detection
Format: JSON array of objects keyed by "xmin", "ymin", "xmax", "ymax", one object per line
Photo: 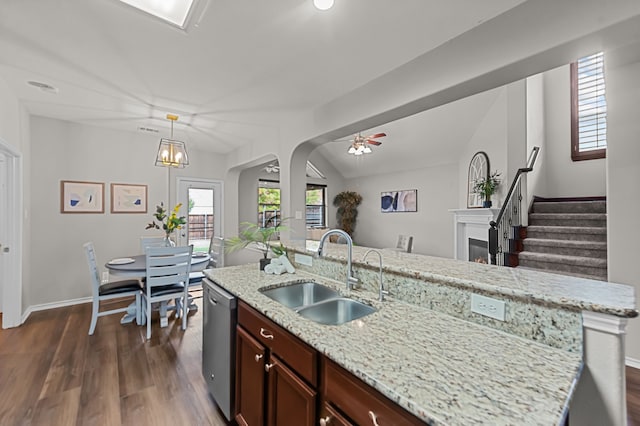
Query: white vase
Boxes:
[{"xmin": 163, "ymin": 236, "xmax": 176, "ymax": 247}]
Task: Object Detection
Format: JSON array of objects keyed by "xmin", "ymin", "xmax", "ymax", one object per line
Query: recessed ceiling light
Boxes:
[
  {"xmin": 313, "ymin": 0, "xmax": 334, "ymax": 11},
  {"xmin": 27, "ymin": 81, "xmax": 58, "ymax": 94},
  {"xmin": 117, "ymin": 0, "xmax": 196, "ymax": 28}
]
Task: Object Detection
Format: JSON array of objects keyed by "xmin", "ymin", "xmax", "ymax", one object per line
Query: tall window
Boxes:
[
  {"xmin": 571, "ymin": 51, "xmax": 607, "ymax": 161},
  {"xmin": 306, "ymin": 184, "xmax": 326, "ymax": 228},
  {"xmin": 258, "ymin": 180, "xmax": 326, "ymax": 228},
  {"xmin": 258, "ymin": 180, "xmax": 280, "ymax": 228}
]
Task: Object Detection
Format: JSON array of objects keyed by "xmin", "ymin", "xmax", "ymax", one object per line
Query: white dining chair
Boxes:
[
  {"xmin": 83, "ymin": 242, "xmax": 142, "ymax": 335},
  {"xmin": 394, "ymin": 235, "xmax": 414, "ymax": 253},
  {"xmin": 140, "ymin": 236, "xmax": 167, "ymax": 253},
  {"xmin": 143, "ymin": 245, "xmax": 193, "ymax": 340},
  {"xmin": 208, "ymin": 235, "xmax": 225, "ymax": 268}
]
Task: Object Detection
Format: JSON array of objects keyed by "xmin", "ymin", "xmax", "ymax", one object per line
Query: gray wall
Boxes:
[
  {"xmin": 345, "ymin": 163, "xmax": 458, "ymax": 258},
  {"xmin": 542, "ymin": 65, "xmax": 607, "ymax": 198},
  {"xmin": 605, "ymin": 44, "xmax": 640, "ymax": 361},
  {"xmin": 28, "ymin": 116, "xmax": 225, "ymax": 306}
]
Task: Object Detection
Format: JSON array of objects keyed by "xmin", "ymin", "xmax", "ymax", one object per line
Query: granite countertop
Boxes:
[
  {"xmin": 205, "ymin": 265, "xmax": 583, "ymax": 426},
  {"xmin": 286, "ymin": 240, "xmax": 637, "ymax": 318}
]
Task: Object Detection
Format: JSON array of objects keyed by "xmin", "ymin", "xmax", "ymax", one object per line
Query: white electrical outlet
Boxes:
[
  {"xmin": 294, "ymin": 253, "xmax": 313, "ymax": 266},
  {"xmin": 471, "ymin": 294, "xmax": 506, "ymax": 321}
]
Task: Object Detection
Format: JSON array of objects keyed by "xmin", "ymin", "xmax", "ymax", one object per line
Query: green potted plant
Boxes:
[
  {"xmin": 226, "ymin": 219, "xmax": 287, "ymax": 270},
  {"xmin": 333, "ymin": 191, "xmax": 362, "ymax": 237},
  {"xmin": 473, "ymin": 171, "xmax": 501, "ymax": 208}
]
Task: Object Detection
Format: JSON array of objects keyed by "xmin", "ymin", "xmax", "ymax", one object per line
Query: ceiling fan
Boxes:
[{"xmin": 344, "ymin": 132, "xmax": 386, "ymax": 155}]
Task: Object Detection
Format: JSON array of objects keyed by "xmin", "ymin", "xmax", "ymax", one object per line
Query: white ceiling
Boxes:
[
  {"xmin": 315, "ymin": 87, "xmax": 502, "ymax": 179},
  {"xmin": 0, "ymin": 0, "xmax": 524, "ymax": 161}
]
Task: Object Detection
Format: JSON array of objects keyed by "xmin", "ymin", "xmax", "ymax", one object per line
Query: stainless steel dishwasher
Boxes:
[{"xmin": 202, "ymin": 277, "xmax": 237, "ymax": 422}]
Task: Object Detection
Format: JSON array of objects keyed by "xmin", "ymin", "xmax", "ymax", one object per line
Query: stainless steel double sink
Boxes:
[{"xmin": 260, "ymin": 281, "xmax": 376, "ymax": 325}]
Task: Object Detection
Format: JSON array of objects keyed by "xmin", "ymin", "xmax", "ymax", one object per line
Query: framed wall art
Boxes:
[
  {"xmin": 381, "ymin": 189, "xmax": 417, "ymax": 213},
  {"xmin": 60, "ymin": 180, "xmax": 105, "ymax": 213},
  {"xmin": 110, "ymin": 183, "xmax": 148, "ymax": 213},
  {"xmin": 467, "ymin": 151, "xmax": 490, "ymax": 208}
]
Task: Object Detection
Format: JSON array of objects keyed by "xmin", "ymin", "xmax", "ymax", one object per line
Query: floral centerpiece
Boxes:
[{"xmin": 145, "ymin": 203, "xmax": 187, "ymax": 246}]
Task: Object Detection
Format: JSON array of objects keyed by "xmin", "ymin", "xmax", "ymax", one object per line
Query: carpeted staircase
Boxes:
[{"xmin": 518, "ymin": 198, "xmax": 607, "ymax": 281}]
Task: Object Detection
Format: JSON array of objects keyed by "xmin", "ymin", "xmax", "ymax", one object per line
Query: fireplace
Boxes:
[
  {"xmin": 469, "ymin": 238, "xmax": 488, "ymax": 264},
  {"xmin": 450, "ymin": 208, "xmax": 498, "ymax": 261}
]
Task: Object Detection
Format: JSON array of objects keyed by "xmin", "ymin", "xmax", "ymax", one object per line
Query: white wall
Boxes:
[
  {"xmin": 526, "ymin": 73, "xmax": 547, "ymax": 210},
  {"xmin": 307, "ymin": 149, "xmax": 345, "ymax": 230},
  {"xmin": 542, "ymin": 65, "xmax": 606, "ymax": 198},
  {"xmin": 345, "ymin": 163, "xmax": 458, "ymax": 258},
  {"xmin": 0, "ymin": 80, "xmax": 23, "ymax": 151},
  {"xmin": 458, "ymin": 87, "xmax": 509, "ymax": 209},
  {"xmin": 28, "ymin": 116, "xmax": 225, "ymax": 307},
  {"xmin": 605, "ymin": 44, "xmax": 640, "ymax": 361}
]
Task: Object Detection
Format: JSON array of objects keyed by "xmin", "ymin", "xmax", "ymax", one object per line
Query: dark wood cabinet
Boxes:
[
  {"xmin": 319, "ymin": 402, "xmax": 353, "ymax": 426},
  {"xmin": 267, "ymin": 354, "xmax": 316, "ymax": 426},
  {"xmin": 322, "ymin": 358, "xmax": 424, "ymax": 426},
  {"xmin": 235, "ymin": 301, "xmax": 317, "ymax": 426},
  {"xmin": 235, "ymin": 300, "xmax": 426, "ymax": 425},
  {"xmin": 235, "ymin": 327, "xmax": 266, "ymax": 426}
]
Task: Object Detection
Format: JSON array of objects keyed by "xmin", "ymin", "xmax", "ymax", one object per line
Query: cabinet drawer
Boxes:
[
  {"xmin": 238, "ymin": 301, "xmax": 317, "ymax": 386},
  {"xmin": 323, "ymin": 358, "xmax": 424, "ymax": 426}
]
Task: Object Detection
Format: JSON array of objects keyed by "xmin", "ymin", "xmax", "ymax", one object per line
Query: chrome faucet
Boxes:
[
  {"xmin": 363, "ymin": 249, "xmax": 387, "ymax": 301},
  {"xmin": 317, "ymin": 229, "xmax": 358, "ymax": 290}
]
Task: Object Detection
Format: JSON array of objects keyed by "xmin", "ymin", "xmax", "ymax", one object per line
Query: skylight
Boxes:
[{"xmin": 118, "ymin": 0, "xmax": 195, "ymax": 28}]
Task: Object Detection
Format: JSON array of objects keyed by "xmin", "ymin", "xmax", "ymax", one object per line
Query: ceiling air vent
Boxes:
[
  {"xmin": 27, "ymin": 81, "xmax": 58, "ymax": 94},
  {"xmin": 138, "ymin": 126, "xmax": 159, "ymax": 133}
]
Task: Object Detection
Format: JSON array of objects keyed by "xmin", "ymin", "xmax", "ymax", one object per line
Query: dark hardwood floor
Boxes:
[
  {"xmin": 2, "ymin": 300, "xmax": 640, "ymax": 425},
  {"xmin": 628, "ymin": 366, "xmax": 640, "ymax": 425},
  {"xmin": 0, "ymin": 297, "xmax": 227, "ymax": 425}
]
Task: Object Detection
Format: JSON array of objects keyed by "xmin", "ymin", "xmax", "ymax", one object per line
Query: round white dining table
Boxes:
[
  {"xmin": 105, "ymin": 253, "xmax": 211, "ymax": 325},
  {"xmin": 105, "ymin": 253, "xmax": 211, "ymax": 277}
]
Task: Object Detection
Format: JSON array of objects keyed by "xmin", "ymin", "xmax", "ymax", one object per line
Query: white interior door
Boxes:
[
  {"xmin": 0, "ymin": 154, "xmax": 5, "ymax": 312},
  {"xmin": 0, "ymin": 139, "xmax": 22, "ymax": 328},
  {"xmin": 176, "ymin": 178, "xmax": 223, "ymax": 250}
]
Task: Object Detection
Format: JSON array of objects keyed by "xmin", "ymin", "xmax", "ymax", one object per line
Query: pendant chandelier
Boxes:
[{"xmin": 155, "ymin": 114, "xmax": 189, "ymax": 168}]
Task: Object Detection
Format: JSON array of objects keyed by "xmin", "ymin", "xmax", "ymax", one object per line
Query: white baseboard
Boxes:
[
  {"xmin": 21, "ymin": 296, "xmax": 92, "ymax": 324},
  {"xmin": 626, "ymin": 357, "xmax": 640, "ymax": 369}
]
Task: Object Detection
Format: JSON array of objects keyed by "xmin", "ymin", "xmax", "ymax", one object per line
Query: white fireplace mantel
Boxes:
[{"xmin": 449, "ymin": 208, "xmax": 500, "ymax": 261}]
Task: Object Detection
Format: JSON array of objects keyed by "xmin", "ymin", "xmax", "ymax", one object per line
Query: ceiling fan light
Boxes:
[
  {"xmin": 313, "ymin": 0, "xmax": 334, "ymax": 10},
  {"xmin": 363, "ymin": 146, "xmax": 372, "ymax": 154},
  {"xmin": 348, "ymin": 146, "xmax": 357, "ymax": 154}
]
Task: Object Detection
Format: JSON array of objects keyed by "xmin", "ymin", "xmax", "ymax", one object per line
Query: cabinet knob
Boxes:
[
  {"xmin": 319, "ymin": 416, "xmax": 331, "ymax": 426},
  {"xmin": 259, "ymin": 327, "xmax": 274, "ymax": 340},
  {"xmin": 254, "ymin": 354, "xmax": 263, "ymax": 362},
  {"xmin": 265, "ymin": 362, "xmax": 277, "ymax": 372}
]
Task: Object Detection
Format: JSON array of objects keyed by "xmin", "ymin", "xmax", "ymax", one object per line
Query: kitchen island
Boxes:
[{"xmin": 205, "ymin": 264, "xmax": 585, "ymax": 425}]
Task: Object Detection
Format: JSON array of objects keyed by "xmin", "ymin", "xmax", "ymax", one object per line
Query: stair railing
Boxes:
[{"xmin": 489, "ymin": 146, "xmax": 540, "ymax": 265}]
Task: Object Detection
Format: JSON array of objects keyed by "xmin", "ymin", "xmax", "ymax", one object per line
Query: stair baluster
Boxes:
[{"xmin": 489, "ymin": 147, "xmax": 539, "ymax": 266}]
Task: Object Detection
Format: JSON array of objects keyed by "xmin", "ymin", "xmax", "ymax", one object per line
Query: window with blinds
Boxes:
[{"xmin": 571, "ymin": 52, "xmax": 607, "ymax": 161}]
